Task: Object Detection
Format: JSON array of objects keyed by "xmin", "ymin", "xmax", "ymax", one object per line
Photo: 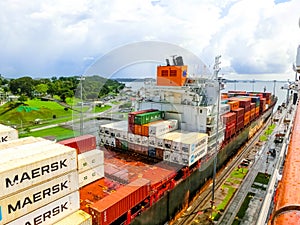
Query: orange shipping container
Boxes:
[
  {"xmin": 228, "ymin": 101, "xmax": 239, "ymax": 111},
  {"xmin": 134, "ymin": 125, "xmax": 142, "ymax": 135}
]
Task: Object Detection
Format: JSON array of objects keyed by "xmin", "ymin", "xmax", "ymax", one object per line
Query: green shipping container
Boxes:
[
  {"xmin": 134, "ymin": 111, "xmax": 163, "ymax": 125},
  {"xmin": 121, "ymin": 140, "xmax": 128, "ymax": 150}
]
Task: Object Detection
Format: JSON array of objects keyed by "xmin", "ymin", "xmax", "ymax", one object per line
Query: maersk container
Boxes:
[
  {"xmin": 148, "ymin": 119, "xmax": 178, "ymax": 137},
  {"xmin": 0, "ymin": 143, "xmax": 77, "ymax": 198},
  {"xmin": 6, "ymin": 191, "xmax": 80, "ymax": 225},
  {"xmin": 78, "ymin": 149, "xmax": 104, "ymax": 173},
  {"xmin": 53, "ymin": 210, "xmax": 92, "ymax": 225},
  {"xmin": 0, "ymin": 124, "xmax": 18, "ymax": 144},
  {"xmin": 79, "ymin": 165, "xmax": 104, "ymax": 188},
  {"xmin": 89, "ymin": 178, "xmax": 150, "ymax": 225},
  {"xmin": 0, "ymin": 171, "xmax": 78, "ymax": 224},
  {"xmin": 58, "ymin": 135, "xmax": 96, "ymax": 154},
  {"xmin": 0, "ymin": 138, "xmax": 56, "ymax": 155}
]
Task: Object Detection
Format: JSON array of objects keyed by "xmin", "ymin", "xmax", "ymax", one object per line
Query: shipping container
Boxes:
[
  {"xmin": 0, "ymin": 124, "xmax": 18, "ymax": 143},
  {"xmin": 128, "ymin": 109, "xmax": 158, "ymax": 124},
  {"xmin": 58, "ymin": 135, "xmax": 96, "ymax": 154},
  {"xmin": 80, "ymin": 178, "xmax": 123, "ymax": 213},
  {"xmin": 0, "ymin": 171, "xmax": 78, "ymax": 224},
  {"xmin": 133, "ymin": 124, "xmax": 142, "ymax": 135},
  {"xmin": 0, "ymin": 137, "xmax": 53, "ymax": 152},
  {"xmin": 89, "ymin": 178, "xmax": 150, "ymax": 225},
  {"xmin": 0, "ymin": 142, "xmax": 77, "ymax": 198},
  {"xmin": 228, "ymin": 101, "xmax": 239, "ymax": 111},
  {"xmin": 134, "ymin": 111, "xmax": 162, "ymax": 125},
  {"xmin": 181, "ymin": 146, "xmax": 207, "ymax": 166},
  {"xmin": 6, "ymin": 191, "xmax": 80, "ymax": 225},
  {"xmin": 141, "ymin": 120, "xmax": 164, "ymax": 137},
  {"xmin": 115, "ymin": 138, "xmax": 128, "ymax": 150},
  {"xmin": 180, "ymin": 133, "xmax": 208, "ymax": 154},
  {"xmin": 53, "ymin": 210, "xmax": 92, "ymax": 225},
  {"xmin": 78, "ymin": 149, "xmax": 104, "ymax": 173},
  {"xmin": 148, "ymin": 119, "xmax": 178, "ymax": 137},
  {"xmin": 79, "ymin": 165, "xmax": 104, "ymax": 188},
  {"xmin": 141, "ymin": 136, "xmax": 148, "ymax": 146},
  {"xmin": 222, "ymin": 112, "xmax": 236, "ymax": 124}
]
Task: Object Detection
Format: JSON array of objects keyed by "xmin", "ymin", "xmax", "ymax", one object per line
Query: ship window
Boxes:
[
  {"xmin": 170, "ymin": 70, "xmax": 177, "ymax": 77},
  {"xmin": 199, "ymin": 109, "xmax": 202, "ymax": 113},
  {"xmin": 161, "ymin": 70, "xmax": 168, "ymax": 76}
]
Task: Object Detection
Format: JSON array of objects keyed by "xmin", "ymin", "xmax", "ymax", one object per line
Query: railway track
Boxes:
[{"xmin": 173, "ymin": 117, "xmax": 272, "ymax": 225}]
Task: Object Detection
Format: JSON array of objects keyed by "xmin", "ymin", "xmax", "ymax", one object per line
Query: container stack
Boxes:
[
  {"xmin": 0, "ymin": 137, "xmax": 81, "ymax": 225},
  {"xmin": 163, "ymin": 132, "xmax": 208, "ymax": 166},
  {"xmin": 58, "ymin": 135, "xmax": 104, "ymax": 188},
  {"xmin": 222, "ymin": 112, "xmax": 236, "ymax": 139},
  {"xmin": 0, "ymin": 124, "xmax": 18, "ymax": 143}
]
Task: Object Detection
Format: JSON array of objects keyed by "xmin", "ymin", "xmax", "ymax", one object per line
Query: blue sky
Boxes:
[{"xmin": 0, "ymin": 0, "xmax": 299, "ymax": 80}]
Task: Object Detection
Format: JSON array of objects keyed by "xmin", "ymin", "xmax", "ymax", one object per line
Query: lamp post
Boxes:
[
  {"xmin": 77, "ymin": 76, "xmax": 85, "ymax": 135},
  {"xmin": 211, "ymin": 56, "xmax": 221, "ymax": 214}
]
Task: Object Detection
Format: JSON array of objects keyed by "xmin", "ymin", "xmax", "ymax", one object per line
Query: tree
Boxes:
[
  {"xmin": 9, "ymin": 77, "xmax": 35, "ymax": 97},
  {"xmin": 35, "ymin": 84, "xmax": 48, "ymax": 96}
]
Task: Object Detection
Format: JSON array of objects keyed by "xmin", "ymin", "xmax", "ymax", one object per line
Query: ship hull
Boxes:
[{"xmin": 130, "ymin": 101, "xmax": 274, "ymax": 225}]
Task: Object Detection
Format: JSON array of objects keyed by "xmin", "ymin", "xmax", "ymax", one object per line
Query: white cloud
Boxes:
[{"xmin": 0, "ymin": 0, "xmax": 299, "ymax": 80}]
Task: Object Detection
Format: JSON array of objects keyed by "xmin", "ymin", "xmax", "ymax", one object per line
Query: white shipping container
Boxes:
[
  {"xmin": 79, "ymin": 165, "xmax": 104, "ymax": 188},
  {"xmin": 128, "ymin": 133, "xmax": 135, "ymax": 143},
  {"xmin": 0, "ymin": 124, "xmax": 18, "ymax": 143},
  {"xmin": 53, "ymin": 210, "xmax": 92, "ymax": 225},
  {"xmin": 0, "ymin": 171, "xmax": 78, "ymax": 224},
  {"xmin": 6, "ymin": 191, "xmax": 80, "ymax": 225},
  {"xmin": 148, "ymin": 136, "xmax": 156, "ymax": 146},
  {"xmin": 148, "ymin": 119, "xmax": 178, "ymax": 137},
  {"xmin": 0, "ymin": 145, "xmax": 77, "ymax": 198},
  {"xmin": 77, "ymin": 149, "xmax": 104, "ymax": 173},
  {"xmin": 181, "ymin": 133, "xmax": 208, "ymax": 154},
  {"xmin": 162, "ymin": 132, "xmax": 183, "ymax": 150},
  {"xmin": 0, "ymin": 138, "xmax": 56, "ymax": 159},
  {"xmin": 134, "ymin": 134, "xmax": 141, "ymax": 144},
  {"xmin": 141, "ymin": 136, "xmax": 148, "ymax": 146},
  {"xmin": 0, "ymin": 136, "xmax": 42, "ymax": 151},
  {"xmin": 180, "ymin": 146, "xmax": 207, "ymax": 166}
]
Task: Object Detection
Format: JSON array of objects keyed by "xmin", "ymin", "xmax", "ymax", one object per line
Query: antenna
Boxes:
[{"xmin": 170, "ymin": 55, "xmax": 177, "ymax": 65}]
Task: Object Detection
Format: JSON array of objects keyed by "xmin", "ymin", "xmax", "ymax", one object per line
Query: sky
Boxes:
[{"xmin": 0, "ymin": 0, "xmax": 300, "ymax": 81}]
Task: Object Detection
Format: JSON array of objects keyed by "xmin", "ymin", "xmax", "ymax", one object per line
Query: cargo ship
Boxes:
[
  {"xmin": 0, "ymin": 56, "xmax": 276, "ymax": 225},
  {"xmin": 90, "ymin": 56, "xmax": 277, "ymax": 225}
]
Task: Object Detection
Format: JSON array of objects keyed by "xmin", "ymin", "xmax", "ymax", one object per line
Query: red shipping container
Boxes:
[
  {"xmin": 89, "ymin": 178, "xmax": 150, "ymax": 225},
  {"xmin": 250, "ymin": 103, "xmax": 255, "ymax": 109},
  {"xmin": 80, "ymin": 178, "xmax": 123, "ymax": 213},
  {"xmin": 222, "ymin": 112, "xmax": 236, "ymax": 124},
  {"xmin": 128, "ymin": 124, "xmax": 135, "ymax": 134},
  {"xmin": 232, "ymin": 107, "xmax": 244, "ymax": 117},
  {"xmin": 58, "ymin": 134, "xmax": 96, "ymax": 154}
]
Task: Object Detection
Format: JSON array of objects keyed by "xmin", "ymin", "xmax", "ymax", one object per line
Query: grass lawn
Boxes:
[
  {"xmin": 0, "ymin": 99, "xmax": 73, "ymax": 126},
  {"xmin": 233, "ymin": 192, "xmax": 255, "ymax": 224},
  {"xmin": 93, "ymin": 105, "xmax": 112, "ymax": 113},
  {"xmin": 212, "ymin": 168, "xmax": 248, "ymax": 221},
  {"xmin": 19, "ymin": 126, "xmax": 78, "ymax": 141}
]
